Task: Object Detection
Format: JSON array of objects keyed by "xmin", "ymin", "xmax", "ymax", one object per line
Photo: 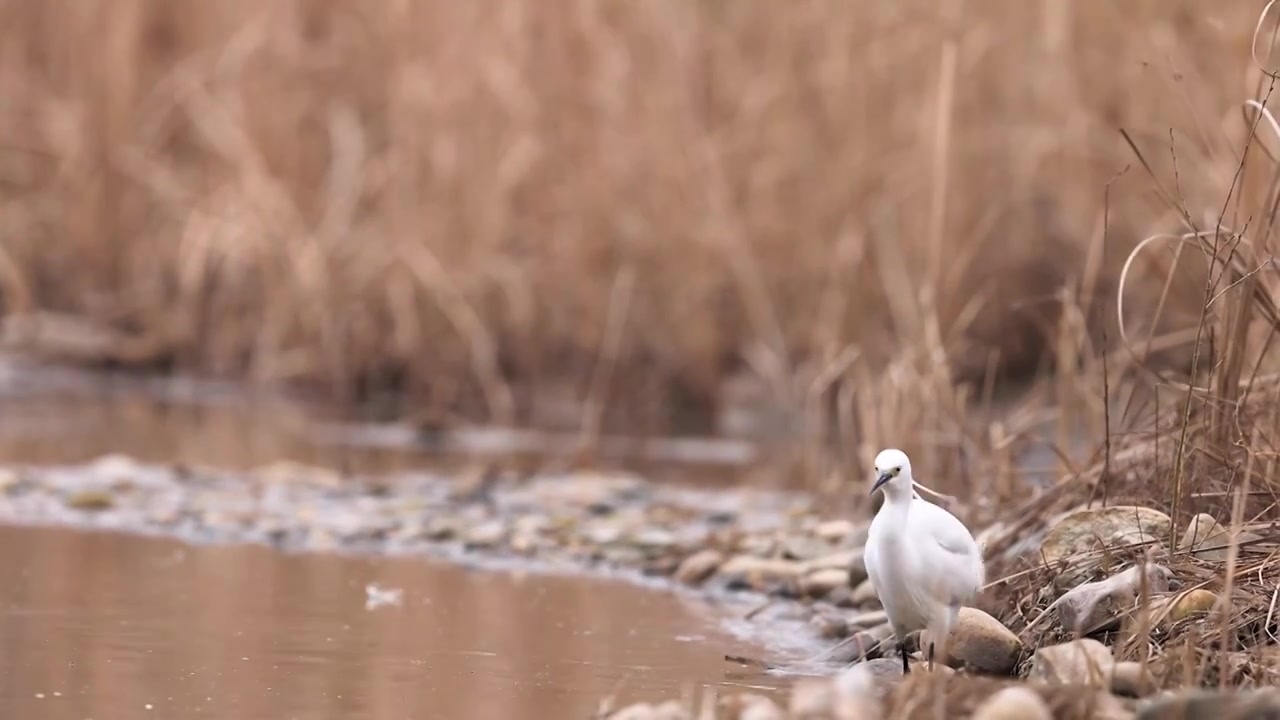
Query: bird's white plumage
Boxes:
[{"xmin": 864, "ymin": 448, "xmax": 984, "ymax": 671}]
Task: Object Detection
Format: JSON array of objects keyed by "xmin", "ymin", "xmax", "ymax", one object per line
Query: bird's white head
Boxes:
[{"xmin": 871, "ymin": 448, "xmax": 913, "ymax": 498}]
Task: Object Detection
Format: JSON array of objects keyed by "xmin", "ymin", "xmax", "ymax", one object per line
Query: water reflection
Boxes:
[{"xmin": 0, "ymin": 525, "xmax": 786, "ymax": 719}]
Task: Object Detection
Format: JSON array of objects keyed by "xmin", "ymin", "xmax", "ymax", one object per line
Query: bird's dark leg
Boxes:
[
  {"xmin": 901, "ymin": 644, "xmax": 910, "ymax": 675},
  {"xmin": 928, "ymin": 641, "xmax": 935, "ymax": 672}
]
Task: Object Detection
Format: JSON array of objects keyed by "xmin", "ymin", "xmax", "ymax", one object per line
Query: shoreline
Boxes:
[{"xmin": 0, "ymin": 453, "xmax": 856, "ymax": 671}]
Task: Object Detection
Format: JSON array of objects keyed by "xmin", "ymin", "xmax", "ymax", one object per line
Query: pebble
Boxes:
[
  {"xmin": 716, "ymin": 556, "xmax": 804, "ymax": 588},
  {"xmin": 783, "ymin": 536, "xmax": 832, "ymax": 561},
  {"xmin": 970, "ymin": 686, "xmax": 1052, "ymax": 720},
  {"xmin": 801, "ymin": 549, "xmax": 867, "ymax": 587},
  {"xmin": 1178, "ymin": 514, "xmax": 1261, "ymax": 562},
  {"xmin": 935, "ymin": 607, "xmax": 1022, "ymax": 675},
  {"xmin": 1137, "ymin": 687, "xmax": 1280, "ymax": 719},
  {"xmin": 1027, "ymin": 638, "xmax": 1114, "ymax": 685},
  {"xmin": 836, "ymin": 658, "xmax": 904, "ymax": 703},
  {"xmin": 810, "ymin": 612, "xmax": 850, "ymax": 640},
  {"xmin": 800, "ymin": 568, "xmax": 851, "ymax": 598},
  {"xmin": 850, "ymin": 578, "xmax": 879, "ymax": 606},
  {"xmin": 1053, "ymin": 563, "xmax": 1173, "ymax": 633},
  {"xmin": 607, "ymin": 701, "xmax": 690, "ymax": 720},
  {"xmin": 463, "ymin": 520, "xmax": 507, "ymax": 548},
  {"xmin": 673, "ymin": 549, "xmax": 724, "ymax": 584},
  {"xmin": 789, "ymin": 678, "xmax": 836, "ymax": 719},
  {"xmin": 814, "ymin": 519, "xmax": 858, "ymax": 543},
  {"xmin": 63, "ymin": 488, "xmax": 116, "ymax": 511},
  {"xmin": 1162, "ymin": 589, "xmax": 1219, "ymax": 624},
  {"xmin": 1110, "ymin": 661, "xmax": 1156, "ymax": 698},
  {"xmin": 735, "ymin": 696, "xmax": 786, "ymax": 720},
  {"xmin": 1039, "ymin": 505, "xmax": 1171, "ymax": 567}
]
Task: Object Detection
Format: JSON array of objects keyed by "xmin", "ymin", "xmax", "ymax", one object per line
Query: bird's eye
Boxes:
[{"xmin": 892, "ymin": 467, "xmax": 901, "ymax": 476}]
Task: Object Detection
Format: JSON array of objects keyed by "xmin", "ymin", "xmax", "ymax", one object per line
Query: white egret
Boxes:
[{"xmin": 863, "ymin": 448, "xmax": 984, "ymax": 674}]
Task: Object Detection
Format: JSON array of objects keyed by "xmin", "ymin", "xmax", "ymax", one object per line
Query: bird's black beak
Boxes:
[{"xmin": 870, "ymin": 471, "xmax": 892, "ymax": 495}]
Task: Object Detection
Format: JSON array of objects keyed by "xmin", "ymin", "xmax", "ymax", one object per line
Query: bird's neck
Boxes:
[{"xmin": 879, "ymin": 485, "xmax": 914, "ymax": 520}]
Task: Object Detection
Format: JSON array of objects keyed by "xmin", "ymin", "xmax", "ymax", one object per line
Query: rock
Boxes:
[
  {"xmin": 850, "ymin": 579, "xmax": 880, "ymax": 606},
  {"xmin": 718, "ymin": 694, "xmax": 782, "ymax": 720},
  {"xmin": 649, "ymin": 700, "xmax": 690, "ymax": 720},
  {"xmin": 811, "ymin": 612, "xmax": 850, "ymax": 639},
  {"xmin": 1027, "ymin": 639, "xmax": 1114, "ymax": 685},
  {"xmin": 784, "ymin": 536, "xmax": 832, "ymax": 561},
  {"xmin": 1054, "ymin": 563, "xmax": 1173, "ymax": 632},
  {"xmin": 673, "ymin": 549, "xmax": 724, "ymax": 584},
  {"xmin": 0, "ymin": 468, "xmax": 20, "ymax": 493},
  {"xmin": 971, "ymin": 686, "xmax": 1052, "ymax": 720},
  {"xmin": 632, "ymin": 528, "xmax": 678, "ymax": 550},
  {"xmin": 801, "ymin": 568, "xmax": 852, "ymax": 598},
  {"xmin": 845, "ymin": 609, "xmax": 889, "ymax": 629},
  {"xmin": 831, "ymin": 623, "xmax": 895, "ymax": 664},
  {"xmin": 1179, "ymin": 513, "xmax": 1226, "ymax": 551},
  {"xmin": 935, "ymin": 607, "xmax": 1022, "ymax": 675},
  {"xmin": 607, "ymin": 703, "xmax": 658, "ymax": 720},
  {"xmin": 423, "ymin": 516, "xmax": 464, "ymax": 541},
  {"xmin": 606, "ymin": 700, "xmax": 690, "ymax": 720},
  {"xmin": 1137, "ymin": 687, "xmax": 1280, "ymax": 719},
  {"xmin": 64, "ymin": 488, "xmax": 115, "ymax": 511},
  {"xmin": 974, "ymin": 523, "xmax": 1005, "ymax": 553},
  {"xmin": 789, "ymin": 677, "xmax": 836, "ymax": 719},
  {"xmin": 815, "ymin": 519, "xmax": 858, "ymax": 544},
  {"xmin": 828, "ymin": 585, "xmax": 856, "ymax": 607},
  {"xmin": 1178, "ymin": 513, "xmax": 1261, "ymax": 562},
  {"xmin": 463, "ymin": 520, "xmax": 507, "ymax": 549},
  {"xmin": 801, "ymin": 548, "xmax": 866, "ymax": 579},
  {"xmin": 737, "ymin": 535, "xmax": 777, "ymax": 557},
  {"xmin": 736, "ymin": 696, "xmax": 786, "ymax": 720},
  {"xmin": 583, "ymin": 521, "xmax": 624, "ymax": 545},
  {"xmin": 1086, "ymin": 692, "xmax": 1140, "ymax": 720},
  {"xmin": 832, "ymin": 659, "xmax": 894, "ymax": 719},
  {"xmin": 252, "ymin": 460, "xmax": 342, "ymax": 488},
  {"xmin": 1111, "ymin": 661, "xmax": 1156, "ymax": 698},
  {"xmin": 1039, "ymin": 506, "xmax": 1171, "ymax": 566},
  {"xmin": 836, "ymin": 659, "xmax": 904, "ymax": 704},
  {"xmin": 717, "ymin": 556, "xmax": 804, "ymax": 588},
  {"xmin": 1162, "ymin": 589, "xmax": 1219, "ymax": 624}
]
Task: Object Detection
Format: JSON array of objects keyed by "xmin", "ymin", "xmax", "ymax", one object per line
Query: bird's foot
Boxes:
[{"xmin": 901, "ymin": 648, "xmax": 911, "ymax": 675}]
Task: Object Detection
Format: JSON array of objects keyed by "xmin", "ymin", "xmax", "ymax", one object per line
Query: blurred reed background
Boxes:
[{"xmin": 1, "ymin": 1, "xmax": 1277, "ymax": 493}]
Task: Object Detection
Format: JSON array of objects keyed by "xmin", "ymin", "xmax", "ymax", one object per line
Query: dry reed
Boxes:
[{"xmin": 0, "ymin": 0, "xmax": 1263, "ymax": 443}]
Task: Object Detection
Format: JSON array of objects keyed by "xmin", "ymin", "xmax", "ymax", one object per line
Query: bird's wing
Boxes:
[{"xmin": 913, "ymin": 501, "xmax": 986, "ymax": 601}]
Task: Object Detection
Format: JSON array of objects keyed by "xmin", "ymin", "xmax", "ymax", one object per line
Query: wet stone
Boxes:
[
  {"xmin": 814, "ymin": 519, "xmax": 858, "ymax": 543},
  {"xmin": 463, "ymin": 520, "xmax": 507, "ymax": 549},
  {"xmin": 782, "ymin": 536, "xmax": 831, "ymax": 561},
  {"xmin": 673, "ymin": 549, "xmax": 724, "ymax": 585},
  {"xmin": 850, "ymin": 579, "xmax": 879, "ymax": 606},
  {"xmin": 64, "ymin": 488, "xmax": 116, "ymax": 511},
  {"xmin": 632, "ymin": 527, "xmax": 678, "ymax": 551},
  {"xmin": 800, "ymin": 568, "xmax": 851, "ymax": 598},
  {"xmin": 810, "ymin": 612, "xmax": 850, "ymax": 640}
]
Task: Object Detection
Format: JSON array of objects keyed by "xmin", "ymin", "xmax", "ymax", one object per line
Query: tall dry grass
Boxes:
[{"xmin": 0, "ymin": 0, "xmax": 1267, "ymax": 441}]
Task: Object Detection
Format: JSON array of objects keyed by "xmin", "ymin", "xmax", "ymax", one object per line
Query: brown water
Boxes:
[
  {"xmin": 0, "ymin": 361, "xmax": 805, "ymax": 719},
  {"xmin": 0, "ymin": 524, "xmax": 787, "ymax": 720}
]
